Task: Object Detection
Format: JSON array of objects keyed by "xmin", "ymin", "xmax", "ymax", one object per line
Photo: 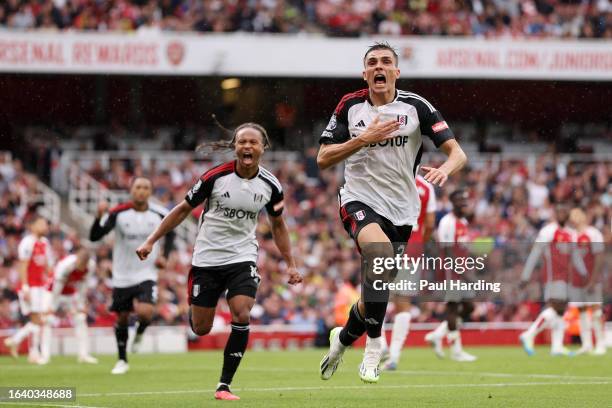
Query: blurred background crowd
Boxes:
[
  {"xmin": 1, "ymin": 0, "xmax": 611, "ymax": 38},
  {"xmin": 0, "ymin": 139, "xmax": 610, "ymax": 333}
]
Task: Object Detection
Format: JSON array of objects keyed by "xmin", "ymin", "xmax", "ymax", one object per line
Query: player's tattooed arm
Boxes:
[
  {"xmin": 136, "ymin": 200, "xmax": 192, "ymax": 260},
  {"xmin": 268, "ymin": 214, "xmax": 302, "ymax": 285},
  {"xmin": 421, "ymin": 139, "xmax": 467, "ymax": 187}
]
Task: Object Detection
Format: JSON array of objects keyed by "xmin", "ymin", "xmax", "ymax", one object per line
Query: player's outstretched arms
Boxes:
[
  {"xmin": 421, "ymin": 139, "xmax": 467, "ymax": 187},
  {"xmin": 136, "ymin": 200, "xmax": 192, "ymax": 260},
  {"xmin": 268, "ymin": 214, "xmax": 303, "ymax": 285},
  {"xmin": 317, "ymin": 116, "xmax": 399, "ymax": 170}
]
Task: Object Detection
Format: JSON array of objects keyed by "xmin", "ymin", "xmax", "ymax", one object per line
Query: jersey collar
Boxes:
[
  {"xmin": 233, "ymin": 160, "xmax": 260, "ymax": 180},
  {"xmin": 367, "ymin": 89, "xmax": 398, "ymax": 107}
]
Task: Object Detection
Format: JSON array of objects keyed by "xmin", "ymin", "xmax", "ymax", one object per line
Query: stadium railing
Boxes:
[{"xmin": 66, "ymin": 163, "xmax": 197, "ymax": 251}]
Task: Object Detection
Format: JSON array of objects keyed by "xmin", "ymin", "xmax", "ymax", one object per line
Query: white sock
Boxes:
[
  {"xmin": 550, "ymin": 315, "xmax": 566, "ymax": 352},
  {"xmin": 365, "ymin": 335, "xmax": 383, "ymax": 353},
  {"xmin": 29, "ymin": 324, "xmax": 41, "ymax": 359},
  {"xmin": 447, "ymin": 330, "xmax": 462, "ymax": 354},
  {"xmin": 380, "ymin": 326, "xmax": 388, "ymax": 353},
  {"xmin": 389, "ymin": 312, "xmax": 411, "ymax": 364},
  {"xmin": 40, "ymin": 319, "xmax": 52, "ymax": 361},
  {"xmin": 525, "ymin": 307, "xmax": 557, "ymax": 338},
  {"xmin": 430, "ymin": 321, "xmax": 448, "ymax": 340},
  {"xmin": 11, "ymin": 322, "xmax": 35, "ymax": 344},
  {"xmin": 75, "ymin": 313, "xmax": 90, "ymax": 357},
  {"xmin": 592, "ymin": 308, "xmax": 605, "ymax": 349},
  {"xmin": 579, "ymin": 311, "xmax": 593, "ymax": 350}
]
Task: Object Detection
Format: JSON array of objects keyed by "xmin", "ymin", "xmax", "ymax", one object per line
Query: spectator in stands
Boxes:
[{"xmin": 1, "ymin": 0, "xmax": 610, "ymax": 38}]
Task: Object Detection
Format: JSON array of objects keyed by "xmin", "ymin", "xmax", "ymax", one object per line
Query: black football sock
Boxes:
[
  {"xmin": 219, "ymin": 322, "xmax": 249, "ymax": 385},
  {"xmin": 339, "ymin": 303, "xmax": 366, "ymax": 346},
  {"xmin": 136, "ymin": 319, "xmax": 150, "ymax": 336},
  {"xmin": 115, "ymin": 323, "xmax": 129, "ymax": 362},
  {"xmin": 364, "ymin": 300, "xmax": 388, "ymax": 338},
  {"xmin": 363, "ymin": 281, "xmax": 390, "ymax": 338}
]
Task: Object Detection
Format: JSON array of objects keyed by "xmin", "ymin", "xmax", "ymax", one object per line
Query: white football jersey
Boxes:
[
  {"xmin": 90, "ymin": 203, "xmax": 168, "ymax": 288},
  {"xmin": 320, "ymin": 89, "xmax": 454, "ymax": 226},
  {"xmin": 185, "ymin": 161, "xmax": 284, "ymax": 267}
]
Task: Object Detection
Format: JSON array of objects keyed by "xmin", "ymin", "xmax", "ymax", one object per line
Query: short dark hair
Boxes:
[
  {"xmin": 129, "ymin": 176, "xmax": 152, "ymax": 188},
  {"xmin": 364, "ymin": 42, "xmax": 399, "ymax": 66},
  {"xmin": 450, "ymin": 189, "xmax": 467, "ymax": 203},
  {"xmin": 27, "ymin": 214, "xmax": 47, "ymax": 225}
]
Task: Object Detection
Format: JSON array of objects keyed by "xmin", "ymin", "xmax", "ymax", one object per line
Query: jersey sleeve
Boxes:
[
  {"xmin": 89, "ymin": 211, "xmax": 118, "ymax": 241},
  {"xmin": 265, "ymin": 185, "xmax": 285, "ymax": 217},
  {"xmin": 53, "ymin": 257, "xmax": 75, "ymax": 285},
  {"xmin": 426, "ymin": 183, "xmax": 437, "ymax": 213},
  {"xmin": 185, "ymin": 172, "xmax": 216, "ymax": 208},
  {"xmin": 51, "ymin": 257, "xmax": 75, "ymax": 297},
  {"xmin": 437, "ymin": 215, "xmax": 455, "ymax": 243},
  {"xmin": 17, "ymin": 237, "xmax": 33, "ymax": 261},
  {"xmin": 412, "ymin": 95, "xmax": 455, "ymax": 148},
  {"xmin": 318, "ymin": 97, "xmax": 351, "ymax": 145},
  {"xmin": 534, "ymin": 224, "xmax": 554, "ymax": 243}
]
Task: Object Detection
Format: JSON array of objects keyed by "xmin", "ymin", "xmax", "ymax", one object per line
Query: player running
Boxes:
[
  {"xmin": 424, "ymin": 189, "xmax": 477, "ymax": 362},
  {"xmin": 4, "ymin": 216, "xmax": 54, "ymax": 364},
  {"xmin": 90, "ymin": 177, "xmax": 172, "ymax": 375},
  {"xmin": 318, "ymin": 42, "xmax": 467, "ymax": 383},
  {"xmin": 518, "ymin": 200, "xmax": 587, "ymax": 356},
  {"xmin": 136, "ymin": 123, "xmax": 302, "ymax": 401},
  {"xmin": 568, "ymin": 208, "xmax": 606, "ymax": 355},
  {"xmin": 382, "ymin": 174, "xmax": 437, "ymax": 370},
  {"xmin": 39, "ymin": 246, "xmax": 98, "ymax": 364}
]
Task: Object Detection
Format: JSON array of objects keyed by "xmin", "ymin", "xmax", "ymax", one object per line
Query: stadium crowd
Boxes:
[
  {"xmin": 1, "ymin": 0, "xmax": 610, "ymax": 38},
  {"xmin": 0, "ymin": 145, "xmax": 610, "ymax": 333}
]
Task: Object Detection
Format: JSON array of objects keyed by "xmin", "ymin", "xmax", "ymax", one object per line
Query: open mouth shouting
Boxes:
[
  {"xmin": 240, "ymin": 151, "xmax": 254, "ymax": 165},
  {"xmin": 373, "ymin": 73, "xmax": 387, "ymax": 87}
]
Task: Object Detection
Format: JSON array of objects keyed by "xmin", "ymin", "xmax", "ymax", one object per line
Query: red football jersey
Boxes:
[{"xmin": 18, "ymin": 234, "xmax": 53, "ymax": 288}]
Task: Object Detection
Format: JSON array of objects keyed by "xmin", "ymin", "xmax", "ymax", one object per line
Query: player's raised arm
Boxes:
[
  {"xmin": 136, "ymin": 200, "xmax": 192, "ymax": 260},
  {"xmin": 89, "ymin": 201, "xmax": 117, "ymax": 241}
]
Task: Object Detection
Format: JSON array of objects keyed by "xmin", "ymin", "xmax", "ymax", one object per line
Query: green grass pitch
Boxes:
[{"xmin": 1, "ymin": 347, "xmax": 611, "ymax": 407}]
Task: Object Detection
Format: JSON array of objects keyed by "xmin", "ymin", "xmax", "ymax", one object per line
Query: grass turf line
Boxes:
[{"xmin": 1, "ymin": 347, "xmax": 610, "ymax": 408}]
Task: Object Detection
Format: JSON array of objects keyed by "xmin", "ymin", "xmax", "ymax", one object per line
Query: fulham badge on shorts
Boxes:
[
  {"xmin": 354, "ymin": 210, "xmax": 366, "ymax": 221},
  {"xmin": 192, "ymin": 284, "xmax": 200, "ymax": 298}
]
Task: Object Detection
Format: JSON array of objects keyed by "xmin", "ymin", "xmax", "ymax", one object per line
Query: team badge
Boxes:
[
  {"xmin": 326, "ymin": 114, "xmax": 337, "ymax": 131},
  {"xmin": 188, "ymin": 179, "xmax": 202, "ymax": 200},
  {"xmin": 354, "ymin": 210, "xmax": 365, "ymax": 221},
  {"xmin": 250, "ymin": 265, "xmax": 261, "ymax": 284},
  {"xmin": 397, "ymin": 115, "xmax": 408, "ymax": 126},
  {"xmin": 192, "ymin": 284, "xmax": 200, "ymax": 297}
]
